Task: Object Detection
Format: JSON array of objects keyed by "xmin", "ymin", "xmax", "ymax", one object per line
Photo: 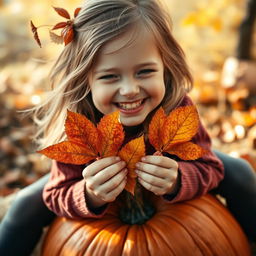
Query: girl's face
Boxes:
[{"xmin": 89, "ymin": 25, "xmax": 166, "ymax": 126}]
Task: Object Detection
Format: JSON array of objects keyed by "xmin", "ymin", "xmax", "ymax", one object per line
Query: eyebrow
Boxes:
[{"xmin": 93, "ymin": 62, "xmax": 158, "ymax": 75}]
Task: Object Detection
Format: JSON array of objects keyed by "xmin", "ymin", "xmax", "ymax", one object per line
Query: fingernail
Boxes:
[
  {"xmin": 116, "ymin": 157, "xmax": 121, "ymax": 161},
  {"xmin": 141, "ymin": 157, "xmax": 146, "ymax": 161}
]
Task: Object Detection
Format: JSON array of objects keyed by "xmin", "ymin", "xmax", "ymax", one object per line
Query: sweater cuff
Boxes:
[
  {"xmin": 163, "ymin": 169, "xmax": 181, "ymax": 201},
  {"xmin": 162, "ymin": 162, "xmax": 198, "ymax": 203},
  {"xmin": 72, "ymin": 179, "xmax": 108, "ymax": 218}
]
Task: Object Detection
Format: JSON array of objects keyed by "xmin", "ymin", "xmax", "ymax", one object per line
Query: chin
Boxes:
[{"xmin": 120, "ymin": 117, "xmax": 145, "ymax": 127}]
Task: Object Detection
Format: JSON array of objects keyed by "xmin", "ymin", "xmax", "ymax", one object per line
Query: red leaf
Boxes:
[
  {"xmin": 30, "ymin": 20, "xmax": 41, "ymax": 48},
  {"xmin": 74, "ymin": 7, "xmax": 81, "ymax": 17},
  {"xmin": 52, "ymin": 22, "xmax": 68, "ymax": 30},
  {"xmin": 53, "ymin": 7, "xmax": 70, "ymax": 19},
  {"xmin": 61, "ymin": 25, "xmax": 74, "ymax": 45}
]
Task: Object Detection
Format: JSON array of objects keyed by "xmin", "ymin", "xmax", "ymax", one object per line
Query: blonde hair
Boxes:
[{"xmin": 33, "ymin": 0, "xmax": 193, "ymax": 148}]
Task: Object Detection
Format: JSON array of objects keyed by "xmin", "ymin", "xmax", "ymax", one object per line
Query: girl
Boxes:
[{"xmin": 0, "ymin": 0, "xmax": 256, "ymax": 255}]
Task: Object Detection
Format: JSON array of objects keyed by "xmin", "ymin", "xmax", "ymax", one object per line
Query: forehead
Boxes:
[{"xmin": 93, "ymin": 25, "xmax": 161, "ymax": 68}]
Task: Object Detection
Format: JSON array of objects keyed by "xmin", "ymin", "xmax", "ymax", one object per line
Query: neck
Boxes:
[{"xmin": 124, "ymin": 124, "xmax": 143, "ymax": 134}]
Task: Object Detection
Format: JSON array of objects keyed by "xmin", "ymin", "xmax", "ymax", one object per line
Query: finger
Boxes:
[
  {"xmin": 100, "ymin": 168, "xmax": 128, "ymax": 193},
  {"xmin": 82, "ymin": 156, "xmax": 121, "ymax": 177},
  {"xmin": 98, "ymin": 174, "xmax": 127, "ymax": 202},
  {"xmin": 136, "ymin": 170, "xmax": 166, "ymax": 187},
  {"xmin": 106, "ymin": 176, "xmax": 127, "ymax": 201},
  {"xmin": 137, "ymin": 177, "xmax": 164, "ymax": 195},
  {"xmin": 140, "ymin": 155, "xmax": 178, "ymax": 169},
  {"xmin": 94, "ymin": 161, "xmax": 126, "ymax": 185},
  {"xmin": 136, "ymin": 162, "xmax": 172, "ymax": 180}
]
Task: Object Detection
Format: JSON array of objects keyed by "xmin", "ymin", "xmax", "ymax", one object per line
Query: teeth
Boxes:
[{"xmin": 118, "ymin": 100, "xmax": 143, "ymax": 110}]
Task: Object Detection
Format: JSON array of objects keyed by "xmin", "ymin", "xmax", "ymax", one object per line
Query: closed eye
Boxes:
[
  {"xmin": 137, "ymin": 69, "xmax": 156, "ymax": 76},
  {"xmin": 99, "ymin": 74, "xmax": 118, "ymax": 80}
]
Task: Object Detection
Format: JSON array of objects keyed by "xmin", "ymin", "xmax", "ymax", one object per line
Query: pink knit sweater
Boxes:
[{"xmin": 43, "ymin": 96, "xmax": 224, "ymax": 219}]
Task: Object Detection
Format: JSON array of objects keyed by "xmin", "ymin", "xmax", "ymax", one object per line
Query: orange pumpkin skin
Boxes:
[{"xmin": 42, "ymin": 194, "xmax": 251, "ymax": 256}]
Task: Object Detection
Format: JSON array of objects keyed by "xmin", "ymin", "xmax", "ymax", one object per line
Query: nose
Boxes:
[{"xmin": 119, "ymin": 78, "xmax": 140, "ymax": 98}]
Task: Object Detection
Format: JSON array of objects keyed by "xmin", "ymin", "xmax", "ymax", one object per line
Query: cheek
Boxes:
[
  {"xmin": 91, "ymin": 86, "xmax": 114, "ymax": 110},
  {"xmin": 151, "ymin": 78, "xmax": 166, "ymax": 102}
]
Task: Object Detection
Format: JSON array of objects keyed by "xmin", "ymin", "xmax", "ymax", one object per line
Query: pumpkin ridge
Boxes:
[
  {"xmin": 185, "ymin": 197, "xmax": 244, "ymax": 255},
  {"xmin": 78, "ymin": 219, "xmax": 116, "ymax": 255},
  {"xmin": 82, "ymin": 219, "xmax": 119, "ymax": 255},
  {"xmin": 122, "ymin": 224, "xmax": 139, "ymax": 255},
  {"xmin": 113, "ymin": 225, "xmax": 130, "ymax": 256},
  {"xmin": 152, "ymin": 212, "xmax": 203, "ymax": 255},
  {"xmin": 140, "ymin": 225, "xmax": 151, "ymax": 255},
  {"xmin": 99, "ymin": 222, "xmax": 127, "ymax": 255},
  {"xmin": 60, "ymin": 219, "xmax": 111, "ymax": 255},
  {"xmin": 141, "ymin": 224, "xmax": 157, "ymax": 255},
  {"xmin": 58, "ymin": 220, "xmax": 86, "ymax": 256},
  {"xmin": 144, "ymin": 220, "xmax": 176, "ymax": 255},
  {"xmin": 105, "ymin": 224, "xmax": 129, "ymax": 255},
  {"xmin": 161, "ymin": 204, "xmax": 236, "ymax": 255},
  {"xmin": 135, "ymin": 225, "xmax": 151, "ymax": 256}
]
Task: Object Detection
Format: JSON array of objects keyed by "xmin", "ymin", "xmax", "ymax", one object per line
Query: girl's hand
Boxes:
[
  {"xmin": 135, "ymin": 155, "xmax": 179, "ymax": 196},
  {"xmin": 82, "ymin": 156, "xmax": 127, "ymax": 209}
]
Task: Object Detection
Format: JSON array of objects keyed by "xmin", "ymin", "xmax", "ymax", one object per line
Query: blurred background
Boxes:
[{"xmin": 0, "ymin": 0, "xmax": 255, "ymax": 197}]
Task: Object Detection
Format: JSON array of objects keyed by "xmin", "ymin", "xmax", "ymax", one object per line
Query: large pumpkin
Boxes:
[{"xmin": 42, "ymin": 193, "xmax": 251, "ymax": 256}]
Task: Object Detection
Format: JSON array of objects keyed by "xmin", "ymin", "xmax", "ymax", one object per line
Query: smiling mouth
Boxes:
[{"xmin": 116, "ymin": 99, "xmax": 144, "ymax": 110}]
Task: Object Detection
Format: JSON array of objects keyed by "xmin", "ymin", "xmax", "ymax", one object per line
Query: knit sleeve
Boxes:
[{"xmin": 43, "ymin": 161, "xmax": 108, "ymax": 219}]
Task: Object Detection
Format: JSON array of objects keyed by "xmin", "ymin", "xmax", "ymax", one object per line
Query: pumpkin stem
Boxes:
[{"xmin": 119, "ymin": 184, "xmax": 156, "ymax": 225}]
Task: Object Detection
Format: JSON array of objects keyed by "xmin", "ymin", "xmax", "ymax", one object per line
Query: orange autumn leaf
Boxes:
[
  {"xmin": 38, "ymin": 110, "xmax": 124, "ymax": 165},
  {"xmin": 97, "ymin": 111, "xmax": 124, "ymax": 157},
  {"xmin": 37, "ymin": 141, "xmax": 96, "ymax": 165},
  {"xmin": 118, "ymin": 136, "xmax": 145, "ymax": 195},
  {"xmin": 167, "ymin": 142, "xmax": 207, "ymax": 160},
  {"xmin": 65, "ymin": 110, "xmax": 99, "ymax": 156},
  {"xmin": 149, "ymin": 106, "xmax": 205, "ymax": 160},
  {"xmin": 148, "ymin": 107, "xmax": 166, "ymax": 151},
  {"xmin": 124, "ymin": 178, "xmax": 137, "ymax": 198},
  {"xmin": 162, "ymin": 105, "xmax": 199, "ymax": 151}
]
